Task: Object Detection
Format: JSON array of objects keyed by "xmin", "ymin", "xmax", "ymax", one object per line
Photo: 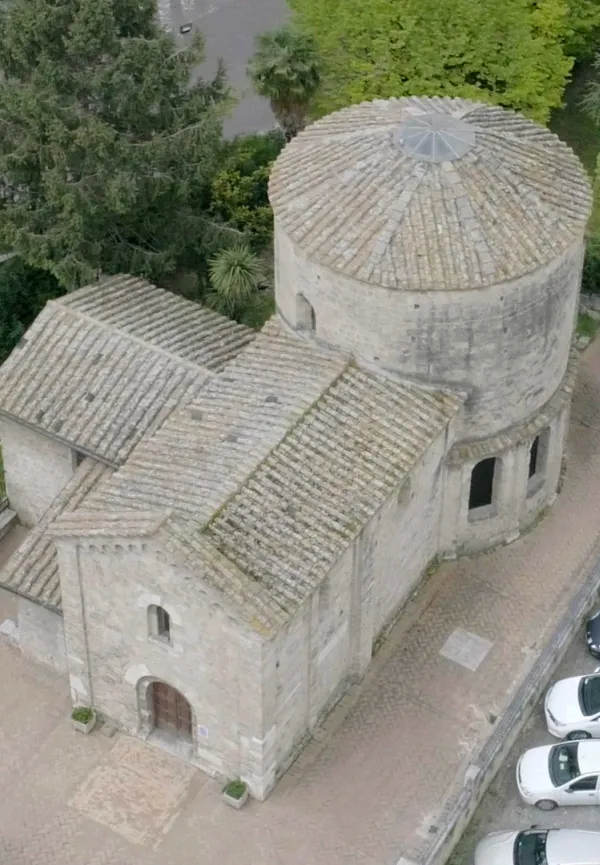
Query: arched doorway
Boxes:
[{"xmin": 150, "ymin": 681, "xmax": 192, "ymax": 742}]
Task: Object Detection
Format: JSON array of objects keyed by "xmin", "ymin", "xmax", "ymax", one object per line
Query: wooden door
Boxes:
[{"xmin": 151, "ymin": 682, "xmax": 192, "ymax": 741}]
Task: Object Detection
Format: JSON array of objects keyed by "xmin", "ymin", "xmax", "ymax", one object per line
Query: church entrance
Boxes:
[{"xmin": 150, "ymin": 682, "xmax": 192, "ymax": 742}]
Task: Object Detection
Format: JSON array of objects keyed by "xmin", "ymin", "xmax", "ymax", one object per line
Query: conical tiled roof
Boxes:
[{"xmin": 269, "ymin": 97, "xmax": 593, "ymax": 292}]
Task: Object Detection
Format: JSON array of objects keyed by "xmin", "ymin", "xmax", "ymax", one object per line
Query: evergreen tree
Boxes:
[{"xmin": 0, "ymin": 0, "xmax": 230, "ymax": 288}]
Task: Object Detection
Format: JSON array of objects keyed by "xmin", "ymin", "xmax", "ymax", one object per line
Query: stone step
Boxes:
[{"xmin": 0, "ymin": 507, "xmax": 18, "ymax": 542}]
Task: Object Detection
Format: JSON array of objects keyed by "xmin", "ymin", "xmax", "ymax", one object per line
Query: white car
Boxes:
[
  {"xmin": 545, "ymin": 672, "xmax": 600, "ymax": 739},
  {"xmin": 517, "ymin": 740, "xmax": 600, "ymax": 809},
  {"xmin": 474, "ymin": 828, "xmax": 600, "ymax": 865}
]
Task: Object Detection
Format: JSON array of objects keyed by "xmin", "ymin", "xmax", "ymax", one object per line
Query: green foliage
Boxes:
[
  {"xmin": 0, "ymin": 0, "xmax": 231, "ymax": 290},
  {"xmin": 207, "ymin": 243, "xmax": 266, "ymax": 318},
  {"xmin": 582, "ymin": 233, "xmax": 600, "ymax": 295},
  {"xmin": 223, "ymin": 778, "xmax": 247, "ymax": 799},
  {"xmin": 71, "ymin": 706, "xmax": 94, "ymax": 723},
  {"xmin": 289, "ymin": 0, "xmax": 573, "ymax": 123},
  {"xmin": 210, "ymin": 132, "xmax": 284, "ymax": 246},
  {"xmin": 563, "ymin": 0, "xmax": 600, "ymax": 60},
  {"xmin": 0, "ymin": 256, "xmax": 64, "ymax": 362},
  {"xmin": 237, "ymin": 289, "xmax": 275, "ymax": 329},
  {"xmin": 581, "ymin": 54, "xmax": 600, "ymax": 127},
  {"xmin": 247, "ymin": 26, "xmax": 320, "ymax": 139},
  {"xmin": 577, "ymin": 312, "xmax": 600, "ymax": 339}
]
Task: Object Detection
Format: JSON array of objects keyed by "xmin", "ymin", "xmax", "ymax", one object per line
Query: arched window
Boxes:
[
  {"xmin": 296, "ymin": 293, "xmax": 316, "ymax": 332},
  {"xmin": 527, "ymin": 428, "xmax": 550, "ymax": 495},
  {"xmin": 469, "ymin": 457, "xmax": 497, "ymax": 512},
  {"xmin": 148, "ymin": 605, "xmax": 171, "ymax": 642}
]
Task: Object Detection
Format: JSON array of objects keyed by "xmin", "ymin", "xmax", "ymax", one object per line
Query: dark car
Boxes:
[{"xmin": 586, "ymin": 612, "xmax": 600, "ymax": 659}]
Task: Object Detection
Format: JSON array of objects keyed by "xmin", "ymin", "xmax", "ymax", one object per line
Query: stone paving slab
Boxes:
[{"xmin": 2, "ymin": 339, "xmax": 600, "ymax": 864}]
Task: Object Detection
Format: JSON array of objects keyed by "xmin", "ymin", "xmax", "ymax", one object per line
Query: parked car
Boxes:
[
  {"xmin": 474, "ymin": 828, "xmax": 600, "ymax": 865},
  {"xmin": 517, "ymin": 740, "xmax": 600, "ymax": 809},
  {"xmin": 545, "ymin": 673, "xmax": 600, "ymax": 739},
  {"xmin": 586, "ymin": 613, "xmax": 600, "ymax": 659}
]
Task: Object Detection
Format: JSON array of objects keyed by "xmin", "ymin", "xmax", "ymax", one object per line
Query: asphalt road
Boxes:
[
  {"xmin": 160, "ymin": 0, "xmax": 289, "ymax": 136},
  {"xmin": 449, "ymin": 623, "xmax": 600, "ymax": 863}
]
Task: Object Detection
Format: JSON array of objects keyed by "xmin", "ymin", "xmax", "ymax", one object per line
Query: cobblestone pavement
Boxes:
[
  {"xmin": 448, "ymin": 635, "xmax": 600, "ymax": 864},
  {"xmin": 2, "ymin": 338, "xmax": 600, "ymax": 865}
]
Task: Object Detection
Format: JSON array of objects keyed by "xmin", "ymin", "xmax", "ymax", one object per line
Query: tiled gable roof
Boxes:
[
  {"xmin": 0, "ymin": 275, "xmax": 254, "ymax": 465},
  {"xmin": 83, "ymin": 318, "xmax": 348, "ymax": 519},
  {"xmin": 75, "ymin": 322, "xmax": 461, "ymax": 634},
  {"xmin": 205, "ymin": 367, "xmax": 461, "ymax": 617}
]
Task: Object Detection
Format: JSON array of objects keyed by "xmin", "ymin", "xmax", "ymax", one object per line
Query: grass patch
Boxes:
[{"xmin": 577, "ymin": 311, "xmax": 600, "ymax": 338}]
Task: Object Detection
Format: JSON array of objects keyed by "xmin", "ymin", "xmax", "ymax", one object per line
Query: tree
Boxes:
[
  {"xmin": 210, "ymin": 131, "xmax": 285, "ymax": 246},
  {"xmin": 247, "ymin": 26, "xmax": 320, "ymax": 140},
  {"xmin": 582, "ymin": 53, "xmax": 600, "ymax": 125},
  {"xmin": 563, "ymin": 0, "xmax": 600, "ymax": 60},
  {"xmin": 0, "ymin": 256, "xmax": 64, "ymax": 361},
  {"xmin": 0, "ymin": 0, "xmax": 231, "ymax": 289},
  {"xmin": 289, "ymin": 0, "xmax": 572, "ymax": 124}
]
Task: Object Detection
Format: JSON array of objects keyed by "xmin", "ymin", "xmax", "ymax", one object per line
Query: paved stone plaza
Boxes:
[{"xmin": 1, "ymin": 336, "xmax": 600, "ymax": 865}]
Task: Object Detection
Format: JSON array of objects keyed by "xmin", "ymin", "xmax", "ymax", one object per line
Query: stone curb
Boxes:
[{"xmin": 416, "ymin": 549, "xmax": 600, "ymax": 865}]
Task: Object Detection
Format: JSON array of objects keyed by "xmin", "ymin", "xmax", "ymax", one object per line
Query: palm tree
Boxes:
[
  {"xmin": 247, "ymin": 27, "xmax": 320, "ymax": 141},
  {"xmin": 207, "ymin": 243, "xmax": 265, "ymax": 320}
]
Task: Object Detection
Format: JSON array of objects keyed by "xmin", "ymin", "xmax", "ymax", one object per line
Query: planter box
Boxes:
[
  {"xmin": 72, "ymin": 711, "xmax": 96, "ymax": 734},
  {"xmin": 222, "ymin": 786, "xmax": 249, "ymax": 809}
]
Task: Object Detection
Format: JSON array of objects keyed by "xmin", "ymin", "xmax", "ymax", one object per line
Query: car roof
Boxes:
[
  {"xmin": 547, "ymin": 829, "xmax": 600, "ymax": 864},
  {"xmin": 575, "ymin": 741, "xmax": 600, "ymax": 775}
]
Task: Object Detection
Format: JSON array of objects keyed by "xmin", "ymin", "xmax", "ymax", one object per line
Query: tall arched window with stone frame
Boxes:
[
  {"xmin": 147, "ymin": 605, "xmax": 171, "ymax": 643},
  {"xmin": 468, "ymin": 456, "xmax": 499, "ymax": 519}
]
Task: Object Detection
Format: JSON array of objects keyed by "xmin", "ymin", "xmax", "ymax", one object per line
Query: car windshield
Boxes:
[
  {"xmin": 549, "ymin": 743, "xmax": 579, "ymax": 786},
  {"xmin": 515, "ymin": 831, "xmax": 548, "ymax": 865},
  {"xmin": 580, "ymin": 675, "xmax": 600, "ymax": 716}
]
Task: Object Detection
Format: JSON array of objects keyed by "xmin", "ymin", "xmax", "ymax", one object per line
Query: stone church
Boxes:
[{"xmin": 0, "ymin": 97, "xmax": 591, "ymax": 799}]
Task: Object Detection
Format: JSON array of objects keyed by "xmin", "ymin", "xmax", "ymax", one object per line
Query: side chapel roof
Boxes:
[{"xmin": 0, "ymin": 274, "xmax": 255, "ymax": 465}]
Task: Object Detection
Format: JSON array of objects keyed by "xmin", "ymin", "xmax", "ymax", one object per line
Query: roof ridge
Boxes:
[
  {"xmin": 200, "ymin": 357, "xmax": 354, "ymax": 532},
  {"xmin": 46, "ymin": 298, "xmax": 212, "ymax": 375}
]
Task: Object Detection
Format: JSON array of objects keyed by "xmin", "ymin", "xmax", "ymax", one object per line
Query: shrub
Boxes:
[
  {"xmin": 209, "ymin": 131, "xmax": 285, "ymax": 246},
  {"xmin": 223, "ymin": 778, "xmax": 247, "ymax": 799},
  {"xmin": 582, "ymin": 234, "xmax": 600, "ymax": 295},
  {"xmin": 71, "ymin": 706, "xmax": 94, "ymax": 723}
]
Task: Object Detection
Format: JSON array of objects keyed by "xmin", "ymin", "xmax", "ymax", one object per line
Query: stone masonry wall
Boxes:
[
  {"xmin": 440, "ymin": 401, "xmax": 570, "ymax": 556},
  {"xmin": 17, "ymin": 596, "xmax": 67, "ymax": 675},
  {"xmin": 275, "ymin": 227, "xmax": 583, "ymax": 441},
  {"xmin": 54, "ymin": 537, "xmax": 268, "ymax": 795},
  {"xmin": 0, "ymin": 419, "xmax": 76, "ymax": 526},
  {"xmin": 268, "ymin": 544, "xmax": 356, "ymax": 777},
  {"xmin": 362, "ymin": 428, "xmax": 449, "ymax": 641},
  {"xmin": 266, "ymin": 427, "xmax": 452, "ymax": 777}
]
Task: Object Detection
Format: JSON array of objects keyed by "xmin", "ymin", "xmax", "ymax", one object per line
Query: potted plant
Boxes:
[
  {"xmin": 71, "ymin": 706, "xmax": 96, "ymax": 734},
  {"xmin": 222, "ymin": 778, "xmax": 249, "ymax": 809}
]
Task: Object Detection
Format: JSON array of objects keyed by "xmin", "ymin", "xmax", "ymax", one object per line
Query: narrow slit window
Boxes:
[
  {"xmin": 148, "ymin": 605, "xmax": 171, "ymax": 642},
  {"xmin": 469, "ymin": 457, "xmax": 496, "ymax": 511},
  {"xmin": 527, "ymin": 428, "xmax": 550, "ymax": 496},
  {"xmin": 528, "ymin": 436, "xmax": 540, "ymax": 479}
]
